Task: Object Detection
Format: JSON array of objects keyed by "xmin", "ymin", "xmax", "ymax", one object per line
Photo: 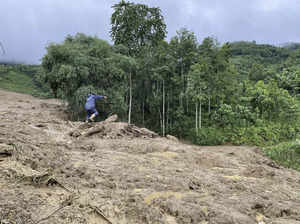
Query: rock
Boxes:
[
  {"xmin": 166, "ymin": 135, "xmax": 179, "ymax": 141},
  {"xmin": 69, "ymin": 130, "xmax": 81, "ymax": 137},
  {"xmin": 105, "ymin": 114, "xmax": 118, "ymax": 123},
  {"xmin": 139, "ymin": 128, "xmax": 159, "ymax": 138},
  {"xmin": 0, "ymin": 144, "xmax": 13, "ymax": 158},
  {"xmin": 83, "ymin": 125, "xmax": 105, "ymax": 137},
  {"xmin": 35, "ymin": 123, "xmax": 47, "ymax": 128},
  {"xmin": 80, "ymin": 144, "xmax": 96, "ymax": 152},
  {"xmin": 78, "ymin": 122, "xmax": 95, "ymax": 130}
]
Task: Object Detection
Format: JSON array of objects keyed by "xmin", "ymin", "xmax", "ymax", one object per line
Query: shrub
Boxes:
[
  {"xmin": 263, "ymin": 140, "xmax": 300, "ymax": 171},
  {"xmin": 190, "ymin": 127, "xmax": 227, "ymax": 146}
]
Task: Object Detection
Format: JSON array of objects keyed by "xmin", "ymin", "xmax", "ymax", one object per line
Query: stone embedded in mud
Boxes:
[
  {"xmin": 35, "ymin": 123, "xmax": 47, "ymax": 128},
  {"xmin": 69, "ymin": 130, "xmax": 82, "ymax": 137},
  {"xmin": 166, "ymin": 135, "xmax": 179, "ymax": 141},
  {"xmin": 80, "ymin": 144, "xmax": 96, "ymax": 152},
  {"xmin": 104, "ymin": 114, "xmax": 118, "ymax": 123},
  {"xmin": 0, "ymin": 144, "xmax": 13, "ymax": 160}
]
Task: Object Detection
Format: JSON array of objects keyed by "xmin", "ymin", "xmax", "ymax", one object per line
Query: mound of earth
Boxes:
[
  {"xmin": 68, "ymin": 114, "xmax": 159, "ymax": 139},
  {"xmin": 0, "ymin": 89, "xmax": 300, "ymax": 224}
]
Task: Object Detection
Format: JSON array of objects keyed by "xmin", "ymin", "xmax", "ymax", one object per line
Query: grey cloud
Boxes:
[{"xmin": 1, "ymin": 0, "xmax": 300, "ymax": 64}]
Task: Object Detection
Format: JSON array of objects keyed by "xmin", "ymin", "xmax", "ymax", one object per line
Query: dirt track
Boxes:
[{"xmin": 0, "ymin": 89, "xmax": 300, "ymax": 224}]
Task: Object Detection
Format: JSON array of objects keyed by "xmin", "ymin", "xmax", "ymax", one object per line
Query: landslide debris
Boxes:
[
  {"xmin": 0, "ymin": 89, "xmax": 300, "ymax": 224},
  {"xmin": 69, "ymin": 114, "xmax": 158, "ymax": 139}
]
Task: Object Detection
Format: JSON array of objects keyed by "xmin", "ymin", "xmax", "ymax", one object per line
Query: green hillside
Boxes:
[{"xmin": 0, "ymin": 64, "xmax": 50, "ymax": 97}]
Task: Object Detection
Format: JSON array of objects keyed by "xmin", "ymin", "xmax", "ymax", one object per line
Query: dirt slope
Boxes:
[{"xmin": 0, "ymin": 89, "xmax": 300, "ymax": 224}]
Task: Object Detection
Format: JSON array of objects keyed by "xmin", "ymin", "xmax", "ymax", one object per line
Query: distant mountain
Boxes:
[{"xmin": 278, "ymin": 42, "xmax": 300, "ymax": 50}]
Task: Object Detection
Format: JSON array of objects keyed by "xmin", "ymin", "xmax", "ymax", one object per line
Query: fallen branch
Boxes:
[
  {"xmin": 83, "ymin": 125, "xmax": 105, "ymax": 137},
  {"xmin": 35, "ymin": 194, "xmax": 78, "ymax": 224},
  {"xmin": 22, "ymin": 172, "xmax": 73, "ymax": 193},
  {"xmin": 34, "ymin": 204, "xmax": 67, "ymax": 224},
  {"xmin": 89, "ymin": 205, "xmax": 113, "ymax": 224},
  {"xmin": 48, "ymin": 177, "xmax": 73, "ymax": 193}
]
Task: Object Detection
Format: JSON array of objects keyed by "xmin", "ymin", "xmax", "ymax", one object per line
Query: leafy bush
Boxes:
[
  {"xmin": 263, "ymin": 140, "xmax": 300, "ymax": 171},
  {"xmin": 41, "ymin": 33, "xmax": 129, "ymax": 121},
  {"xmin": 228, "ymin": 122, "xmax": 300, "ymax": 146},
  {"xmin": 0, "ymin": 70, "xmax": 49, "ymax": 97},
  {"xmin": 190, "ymin": 127, "xmax": 227, "ymax": 146}
]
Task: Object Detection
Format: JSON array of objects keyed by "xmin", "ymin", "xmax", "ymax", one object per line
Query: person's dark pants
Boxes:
[{"xmin": 86, "ymin": 107, "xmax": 98, "ymax": 121}]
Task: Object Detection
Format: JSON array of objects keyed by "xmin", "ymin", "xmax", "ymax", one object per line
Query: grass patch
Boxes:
[
  {"xmin": 0, "ymin": 71, "xmax": 48, "ymax": 97},
  {"xmin": 263, "ymin": 140, "xmax": 300, "ymax": 171}
]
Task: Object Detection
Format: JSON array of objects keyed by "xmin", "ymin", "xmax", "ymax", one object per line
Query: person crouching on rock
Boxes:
[{"xmin": 85, "ymin": 93, "xmax": 107, "ymax": 122}]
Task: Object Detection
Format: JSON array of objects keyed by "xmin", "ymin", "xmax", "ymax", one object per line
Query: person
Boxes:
[{"xmin": 85, "ymin": 93, "xmax": 107, "ymax": 122}]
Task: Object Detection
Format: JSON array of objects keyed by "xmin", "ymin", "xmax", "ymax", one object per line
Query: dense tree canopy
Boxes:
[
  {"xmin": 37, "ymin": 1, "xmax": 300, "ymax": 147},
  {"xmin": 110, "ymin": 0, "xmax": 166, "ymax": 56},
  {"xmin": 40, "ymin": 33, "xmax": 128, "ymax": 119}
]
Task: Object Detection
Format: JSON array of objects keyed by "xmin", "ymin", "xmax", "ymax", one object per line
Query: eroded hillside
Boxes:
[{"xmin": 0, "ymin": 89, "xmax": 300, "ymax": 224}]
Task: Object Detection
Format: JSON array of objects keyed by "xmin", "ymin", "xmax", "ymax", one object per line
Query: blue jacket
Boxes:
[{"xmin": 85, "ymin": 94, "xmax": 104, "ymax": 110}]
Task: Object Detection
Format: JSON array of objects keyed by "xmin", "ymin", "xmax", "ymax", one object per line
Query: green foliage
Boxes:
[
  {"xmin": 189, "ymin": 127, "xmax": 227, "ymax": 146},
  {"xmin": 229, "ymin": 41, "xmax": 290, "ymax": 64},
  {"xmin": 282, "ymin": 42, "xmax": 300, "ymax": 50},
  {"xmin": 0, "ymin": 65, "xmax": 50, "ymax": 98},
  {"xmin": 263, "ymin": 140, "xmax": 300, "ymax": 171},
  {"xmin": 111, "ymin": 0, "xmax": 166, "ymax": 56},
  {"xmin": 67, "ymin": 85, "xmax": 98, "ymax": 119},
  {"xmin": 230, "ymin": 125, "xmax": 278, "ymax": 146},
  {"xmin": 2, "ymin": 0, "xmax": 300, "ymax": 172},
  {"xmin": 227, "ymin": 122, "xmax": 300, "ymax": 146},
  {"xmin": 275, "ymin": 67, "xmax": 300, "ymax": 96},
  {"xmin": 35, "ymin": 1, "xmax": 300, "ymax": 175},
  {"xmin": 190, "ymin": 123, "xmax": 297, "ymax": 147},
  {"xmin": 245, "ymin": 80, "xmax": 298, "ymax": 122},
  {"xmin": 41, "ymin": 33, "xmax": 128, "ymax": 120},
  {"xmin": 2, "ymin": 1, "xmax": 300, "ymax": 173},
  {"xmin": 211, "ymin": 104, "xmax": 255, "ymax": 127}
]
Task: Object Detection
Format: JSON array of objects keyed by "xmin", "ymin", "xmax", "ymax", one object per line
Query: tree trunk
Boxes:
[
  {"xmin": 208, "ymin": 96, "xmax": 211, "ymax": 115},
  {"xmin": 180, "ymin": 57, "xmax": 184, "ymax": 109},
  {"xmin": 159, "ymin": 109, "xmax": 162, "ymax": 134},
  {"xmin": 195, "ymin": 101, "xmax": 198, "ymax": 134},
  {"xmin": 142, "ymin": 100, "xmax": 145, "ymax": 125},
  {"xmin": 199, "ymin": 99, "xmax": 202, "ymax": 129},
  {"xmin": 128, "ymin": 71, "xmax": 132, "ymax": 124},
  {"xmin": 162, "ymin": 79, "xmax": 165, "ymax": 137},
  {"xmin": 186, "ymin": 96, "xmax": 189, "ymax": 113},
  {"xmin": 167, "ymin": 93, "xmax": 169, "ymax": 134}
]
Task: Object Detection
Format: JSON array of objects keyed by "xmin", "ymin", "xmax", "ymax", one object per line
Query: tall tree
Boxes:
[
  {"xmin": 110, "ymin": 0, "xmax": 167, "ymax": 124},
  {"xmin": 110, "ymin": 0, "xmax": 167, "ymax": 56},
  {"xmin": 169, "ymin": 28, "xmax": 198, "ymax": 110},
  {"xmin": 40, "ymin": 33, "xmax": 128, "ymax": 120}
]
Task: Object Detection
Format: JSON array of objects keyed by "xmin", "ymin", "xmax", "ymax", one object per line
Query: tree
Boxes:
[
  {"xmin": 187, "ymin": 63, "xmax": 208, "ymax": 132},
  {"xmin": 246, "ymin": 80, "xmax": 298, "ymax": 121},
  {"xmin": 169, "ymin": 28, "xmax": 198, "ymax": 110},
  {"xmin": 110, "ymin": 0, "xmax": 167, "ymax": 56},
  {"xmin": 276, "ymin": 67, "xmax": 300, "ymax": 96},
  {"xmin": 116, "ymin": 53, "xmax": 137, "ymax": 124},
  {"xmin": 40, "ymin": 33, "xmax": 128, "ymax": 120},
  {"xmin": 110, "ymin": 0, "xmax": 167, "ymax": 124},
  {"xmin": 197, "ymin": 38, "xmax": 238, "ymax": 114},
  {"xmin": 150, "ymin": 41, "xmax": 176, "ymax": 136}
]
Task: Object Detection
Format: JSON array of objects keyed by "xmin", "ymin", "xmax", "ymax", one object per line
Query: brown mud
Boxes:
[{"xmin": 0, "ymin": 89, "xmax": 300, "ymax": 224}]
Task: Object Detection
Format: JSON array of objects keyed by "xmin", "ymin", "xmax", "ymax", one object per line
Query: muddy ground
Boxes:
[{"xmin": 0, "ymin": 89, "xmax": 300, "ymax": 224}]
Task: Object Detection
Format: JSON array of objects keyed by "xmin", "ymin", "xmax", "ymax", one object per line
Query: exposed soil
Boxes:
[{"xmin": 0, "ymin": 89, "xmax": 300, "ymax": 224}]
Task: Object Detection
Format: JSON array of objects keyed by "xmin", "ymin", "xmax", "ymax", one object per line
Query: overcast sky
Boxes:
[{"xmin": 1, "ymin": 0, "xmax": 300, "ymax": 64}]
